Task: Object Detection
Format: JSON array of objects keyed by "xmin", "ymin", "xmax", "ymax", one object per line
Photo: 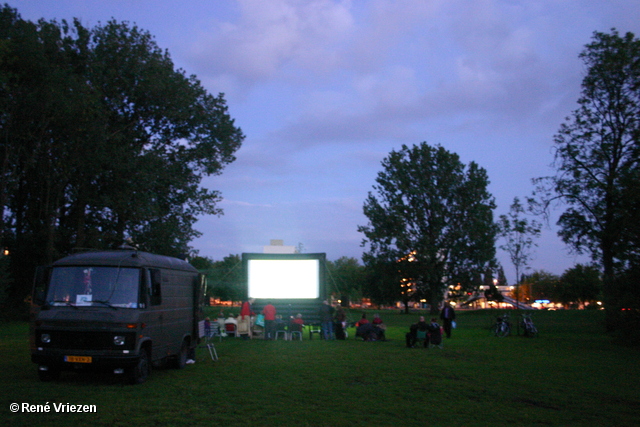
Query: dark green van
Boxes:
[{"xmin": 30, "ymin": 249, "xmax": 204, "ymax": 384}]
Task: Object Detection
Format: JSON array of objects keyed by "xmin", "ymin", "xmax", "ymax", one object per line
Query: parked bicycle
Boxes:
[
  {"xmin": 520, "ymin": 313, "xmax": 538, "ymax": 337},
  {"xmin": 493, "ymin": 313, "xmax": 511, "ymax": 337}
]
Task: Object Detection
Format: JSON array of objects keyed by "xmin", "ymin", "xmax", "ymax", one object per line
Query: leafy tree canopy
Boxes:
[
  {"xmin": 531, "ymin": 29, "xmax": 640, "ymax": 331},
  {"xmin": 497, "ymin": 197, "xmax": 541, "ymax": 286},
  {"xmin": 195, "ymin": 255, "xmax": 243, "ymax": 303},
  {"xmin": 358, "ymin": 142, "xmax": 496, "ymax": 312},
  {"xmin": 560, "ymin": 264, "xmax": 602, "ymax": 306},
  {"xmin": 0, "ymin": 5, "xmax": 243, "ymax": 308},
  {"xmin": 326, "ymin": 257, "xmax": 366, "ymax": 304}
]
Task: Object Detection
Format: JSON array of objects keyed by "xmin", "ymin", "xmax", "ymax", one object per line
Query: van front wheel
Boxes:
[{"xmin": 128, "ymin": 349, "xmax": 150, "ymax": 384}]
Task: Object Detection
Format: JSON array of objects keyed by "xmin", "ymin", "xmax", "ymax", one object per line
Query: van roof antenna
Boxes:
[{"xmin": 119, "ymin": 238, "xmax": 138, "ymax": 253}]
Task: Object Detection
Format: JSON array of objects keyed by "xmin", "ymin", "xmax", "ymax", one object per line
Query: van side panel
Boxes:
[{"xmin": 156, "ymin": 269, "xmax": 197, "ymax": 357}]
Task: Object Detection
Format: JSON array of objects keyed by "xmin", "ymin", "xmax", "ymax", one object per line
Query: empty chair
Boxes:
[
  {"xmin": 200, "ymin": 319, "xmax": 219, "ymax": 361},
  {"xmin": 275, "ymin": 317, "xmax": 288, "ymax": 340},
  {"xmin": 275, "ymin": 320, "xmax": 288, "ymax": 340},
  {"xmin": 205, "ymin": 320, "xmax": 222, "ymax": 343}
]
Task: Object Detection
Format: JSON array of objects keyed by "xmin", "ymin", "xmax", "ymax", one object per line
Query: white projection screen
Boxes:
[{"xmin": 244, "ymin": 254, "xmax": 325, "ymax": 299}]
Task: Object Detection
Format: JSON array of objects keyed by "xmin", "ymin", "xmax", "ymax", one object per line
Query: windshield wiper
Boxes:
[
  {"xmin": 91, "ymin": 300, "xmax": 118, "ymax": 310},
  {"xmin": 48, "ymin": 300, "xmax": 78, "ymax": 309}
]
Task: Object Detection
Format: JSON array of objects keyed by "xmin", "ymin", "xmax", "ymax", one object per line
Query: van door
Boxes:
[
  {"xmin": 193, "ymin": 274, "xmax": 205, "ymax": 341},
  {"xmin": 144, "ymin": 268, "xmax": 165, "ymax": 360}
]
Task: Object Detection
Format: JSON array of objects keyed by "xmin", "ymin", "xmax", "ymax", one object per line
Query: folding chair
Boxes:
[
  {"xmin": 428, "ymin": 328, "xmax": 443, "ymax": 349},
  {"xmin": 289, "ymin": 322, "xmax": 303, "ymax": 341},
  {"xmin": 275, "ymin": 321, "xmax": 288, "ymax": 340},
  {"xmin": 205, "ymin": 341, "xmax": 218, "ymax": 361},
  {"xmin": 205, "ymin": 321, "xmax": 223, "ymax": 342},
  {"xmin": 307, "ymin": 324, "xmax": 321, "ymax": 340},
  {"xmin": 224, "ymin": 322, "xmax": 238, "ymax": 338},
  {"xmin": 199, "ymin": 320, "xmax": 219, "ymax": 361},
  {"xmin": 416, "ymin": 329, "xmax": 428, "ymax": 348}
]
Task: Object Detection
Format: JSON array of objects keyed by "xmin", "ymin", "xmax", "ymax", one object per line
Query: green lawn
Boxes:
[{"xmin": 3, "ymin": 309, "xmax": 639, "ymax": 427}]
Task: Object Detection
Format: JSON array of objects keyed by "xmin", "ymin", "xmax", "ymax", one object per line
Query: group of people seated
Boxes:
[
  {"xmin": 207, "ymin": 311, "xmax": 306, "ymax": 340},
  {"xmin": 207, "ymin": 308, "xmax": 443, "ymax": 349},
  {"xmin": 405, "ymin": 316, "xmax": 443, "ymax": 348},
  {"xmin": 275, "ymin": 313, "xmax": 304, "ymax": 337},
  {"xmin": 355, "ymin": 313, "xmax": 387, "ymax": 341}
]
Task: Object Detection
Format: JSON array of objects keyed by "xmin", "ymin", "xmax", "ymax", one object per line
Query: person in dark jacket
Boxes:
[
  {"xmin": 320, "ymin": 300, "xmax": 335, "ymax": 340},
  {"xmin": 406, "ymin": 316, "xmax": 429, "ymax": 348},
  {"xmin": 440, "ymin": 303, "xmax": 456, "ymax": 338},
  {"xmin": 427, "ymin": 318, "xmax": 443, "ymax": 348},
  {"xmin": 334, "ymin": 306, "xmax": 347, "ymax": 340}
]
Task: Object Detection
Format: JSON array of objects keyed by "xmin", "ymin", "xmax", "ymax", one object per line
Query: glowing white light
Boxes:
[{"xmin": 248, "ymin": 259, "xmax": 320, "ymax": 299}]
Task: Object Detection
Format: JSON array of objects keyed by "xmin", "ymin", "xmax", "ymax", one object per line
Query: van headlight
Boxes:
[
  {"xmin": 113, "ymin": 335, "xmax": 126, "ymax": 346},
  {"xmin": 41, "ymin": 333, "xmax": 51, "ymax": 344}
]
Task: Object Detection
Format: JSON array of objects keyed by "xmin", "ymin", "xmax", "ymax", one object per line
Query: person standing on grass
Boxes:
[
  {"xmin": 239, "ymin": 298, "xmax": 255, "ymax": 339},
  {"xmin": 320, "ymin": 300, "xmax": 335, "ymax": 340},
  {"xmin": 334, "ymin": 305, "xmax": 347, "ymax": 340},
  {"xmin": 440, "ymin": 303, "xmax": 456, "ymax": 338},
  {"xmin": 262, "ymin": 301, "xmax": 277, "ymax": 340}
]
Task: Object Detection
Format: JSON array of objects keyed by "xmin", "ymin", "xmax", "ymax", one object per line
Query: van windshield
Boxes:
[{"xmin": 46, "ymin": 266, "xmax": 141, "ymax": 308}]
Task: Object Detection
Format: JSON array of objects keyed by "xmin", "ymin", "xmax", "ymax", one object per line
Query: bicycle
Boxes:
[
  {"xmin": 520, "ymin": 313, "xmax": 538, "ymax": 337},
  {"xmin": 493, "ymin": 313, "xmax": 511, "ymax": 337}
]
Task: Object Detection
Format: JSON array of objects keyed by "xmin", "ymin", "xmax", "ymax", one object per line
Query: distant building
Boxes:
[{"xmin": 263, "ymin": 239, "xmax": 296, "ymax": 254}]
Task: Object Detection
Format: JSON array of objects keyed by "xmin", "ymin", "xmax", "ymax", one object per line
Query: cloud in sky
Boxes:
[{"xmin": 11, "ymin": 0, "xmax": 640, "ymax": 282}]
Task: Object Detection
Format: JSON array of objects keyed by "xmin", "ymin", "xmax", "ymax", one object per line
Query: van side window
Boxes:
[{"xmin": 148, "ymin": 269, "xmax": 162, "ymax": 306}]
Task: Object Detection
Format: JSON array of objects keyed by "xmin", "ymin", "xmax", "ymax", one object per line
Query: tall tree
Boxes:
[
  {"xmin": 532, "ymin": 29, "xmax": 640, "ymax": 330},
  {"xmin": 522, "ymin": 270, "xmax": 560, "ymax": 304},
  {"xmin": 358, "ymin": 142, "xmax": 496, "ymax": 313},
  {"xmin": 560, "ymin": 264, "xmax": 602, "ymax": 307},
  {"xmin": 326, "ymin": 257, "xmax": 366, "ymax": 304},
  {"xmin": 362, "ymin": 257, "xmax": 405, "ymax": 308},
  {"xmin": 497, "ymin": 197, "xmax": 541, "ymax": 298},
  {"xmin": 0, "ymin": 7, "xmax": 243, "ymax": 310},
  {"xmin": 193, "ymin": 254, "xmax": 243, "ymax": 303}
]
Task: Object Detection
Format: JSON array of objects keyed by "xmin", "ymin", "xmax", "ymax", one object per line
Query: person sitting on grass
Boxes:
[
  {"xmin": 372, "ymin": 313, "xmax": 387, "ymax": 341},
  {"xmin": 356, "ymin": 313, "xmax": 369, "ymax": 327},
  {"xmin": 356, "ymin": 317, "xmax": 385, "ymax": 341}
]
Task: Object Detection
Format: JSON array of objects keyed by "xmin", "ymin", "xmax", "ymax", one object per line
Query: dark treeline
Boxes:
[{"xmin": 0, "ymin": 5, "xmax": 244, "ymax": 315}]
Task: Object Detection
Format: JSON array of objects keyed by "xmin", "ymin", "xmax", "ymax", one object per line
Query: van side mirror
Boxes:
[{"xmin": 32, "ymin": 266, "xmax": 50, "ymax": 306}]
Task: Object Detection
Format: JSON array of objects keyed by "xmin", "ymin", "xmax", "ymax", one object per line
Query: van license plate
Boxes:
[{"xmin": 65, "ymin": 356, "xmax": 92, "ymax": 363}]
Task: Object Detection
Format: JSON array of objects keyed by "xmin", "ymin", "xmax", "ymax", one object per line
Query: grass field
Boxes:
[{"xmin": 2, "ymin": 309, "xmax": 639, "ymax": 427}]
